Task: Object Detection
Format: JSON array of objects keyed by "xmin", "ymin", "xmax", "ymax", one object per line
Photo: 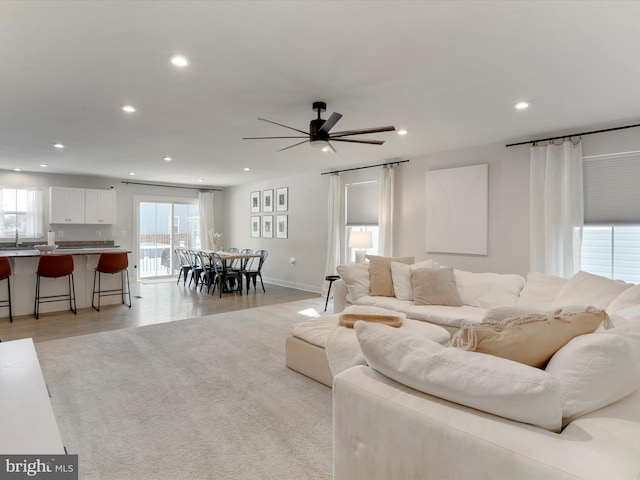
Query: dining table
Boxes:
[{"xmin": 202, "ymin": 250, "xmax": 261, "ymax": 293}]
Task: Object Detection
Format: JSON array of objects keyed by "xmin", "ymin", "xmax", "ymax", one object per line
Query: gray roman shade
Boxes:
[
  {"xmin": 346, "ymin": 181, "xmax": 380, "ymax": 226},
  {"xmin": 583, "ymin": 151, "xmax": 640, "ymax": 224}
]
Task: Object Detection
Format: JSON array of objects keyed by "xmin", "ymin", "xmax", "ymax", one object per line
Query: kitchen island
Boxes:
[{"xmin": 0, "ymin": 246, "xmax": 131, "ymax": 319}]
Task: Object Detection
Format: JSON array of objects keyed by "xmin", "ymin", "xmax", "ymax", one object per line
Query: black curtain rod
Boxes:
[
  {"xmin": 505, "ymin": 122, "xmax": 640, "ymax": 148},
  {"xmin": 321, "ymin": 159, "xmax": 410, "ymax": 176},
  {"xmin": 121, "ymin": 180, "xmax": 222, "ymax": 191}
]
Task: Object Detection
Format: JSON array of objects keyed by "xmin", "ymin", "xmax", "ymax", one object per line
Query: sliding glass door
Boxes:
[{"xmin": 138, "ymin": 200, "xmax": 200, "ymax": 280}]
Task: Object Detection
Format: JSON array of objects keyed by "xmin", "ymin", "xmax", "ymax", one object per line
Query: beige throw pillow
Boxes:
[
  {"xmin": 367, "ymin": 255, "xmax": 414, "ymax": 297},
  {"xmin": 411, "ymin": 267, "xmax": 463, "ymax": 306},
  {"xmin": 451, "ymin": 306, "xmax": 612, "ymax": 368}
]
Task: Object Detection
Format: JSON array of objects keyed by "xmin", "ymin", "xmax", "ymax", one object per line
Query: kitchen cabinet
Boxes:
[
  {"xmin": 49, "ymin": 186, "xmax": 85, "ymax": 224},
  {"xmin": 85, "ymin": 188, "xmax": 116, "ymax": 224}
]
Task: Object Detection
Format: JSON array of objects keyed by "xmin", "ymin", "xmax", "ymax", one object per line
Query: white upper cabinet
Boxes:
[
  {"xmin": 85, "ymin": 189, "xmax": 116, "ymax": 224},
  {"xmin": 49, "ymin": 187, "xmax": 86, "ymax": 224},
  {"xmin": 50, "ymin": 187, "xmax": 116, "ymax": 224}
]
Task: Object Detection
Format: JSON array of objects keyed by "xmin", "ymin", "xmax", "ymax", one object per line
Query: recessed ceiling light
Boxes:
[
  {"xmin": 243, "ymin": 167, "xmax": 251, "ymax": 171},
  {"xmin": 164, "ymin": 156, "xmax": 172, "ymax": 162},
  {"xmin": 53, "ymin": 143, "xmax": 65, "ymax": 149},
  {"xmin": 170, "ymin": 54, "xmax": 190, "ymax": 67},
  {"xmin": 128, "ymin": 172, "xmax": 135, "ymax": 176},
  {"xmin": 40, "ymin": 163, "xmax": 48, "ymax": 167},
  {"xmin": 515, "ymin": 102, "xmax": 529, "ymax": 110},
  {"xmin": 13, "ymin": 168, "xmax": 21, "ymax": 171},
  {"xmin": 122, "ymin": 105, "xmax": 137, "ymax": 113},
  {"xmin": 197, "ymin": 179, "xmax": 204, "ymax": 183},
  {"xmin": 397, "ymin": 129, "xmax": 408, "ymax": 136}
]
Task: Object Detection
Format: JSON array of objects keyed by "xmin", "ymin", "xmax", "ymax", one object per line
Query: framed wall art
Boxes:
[
  {"xmin": 276, "ymin": 187, "xmax": 288, "ymax": 211},
  {"xmin": 276, "ymin": 215, "xmax": 288, "ymax": 238},
  {"xmin": 262, "ymin": 215, "xmax": 273, "ymax": 238},
  {"xmin": 263, "ymin": 189, "xmax": 274, "ymax": 212},
  {"xmin": 250, "ymin": 191, "xmax": 260, "ymax": 213},
  {"xmin": 250, "ymin": 216, "xmax": 261, "ymax": 238}
]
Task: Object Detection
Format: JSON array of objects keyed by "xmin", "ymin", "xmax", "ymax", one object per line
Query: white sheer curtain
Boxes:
[
  {"xmin": 323, "ymin": 173, "xmax": 342, "ymax": 297},
  {"xmin": 0, "ymin": 187, "xmax": 43, "ymax": 239},
  {"xmin": 378, "ymin": 165, "xmax": 394, "ymax": 257},
  {"xmin": 198, "ymin": 190, "xmax": 216, "ymax": 250},
  {"xmin": 530, "ymin": 140, "xmax": 583, "ymax": 277}
]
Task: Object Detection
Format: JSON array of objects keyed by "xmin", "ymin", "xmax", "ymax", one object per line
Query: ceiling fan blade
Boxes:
[
  {"xmin": 258, "ymin": 118, "xmax": 309, "ymax": 135},
  {"xmin": 329, "ymin": 126, "xmax": 396, "ymax": 138},
  {"xmin": 330, "ymin": 138, "xmax": 385, "ymax": 145},
  {"xmin": 318, "ymin": 112, "xmax": 343, "ymax": 134},
  {"xmin": 324, "ymin": 142, "xmax": 337, "ymax": 154},
  {"xmin": 276, "ymin": 139, "xmax": 309, "ymax": 152},
  {"xmin": 243, "ymin": 136, "xmax": 308, "ymax": 140}
]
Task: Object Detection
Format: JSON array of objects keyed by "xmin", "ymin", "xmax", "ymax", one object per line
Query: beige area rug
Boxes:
[{"xmin": 36, "ymin": 300, "xmax": 332, "ymax": 480}]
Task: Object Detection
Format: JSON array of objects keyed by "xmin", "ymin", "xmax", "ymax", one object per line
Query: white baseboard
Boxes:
[{"xmin": 262, "ymin": 276, "xmax": 322, "ymax": 294}]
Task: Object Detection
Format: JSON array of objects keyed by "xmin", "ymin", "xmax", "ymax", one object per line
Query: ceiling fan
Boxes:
[{"xmin": 243, "ymin": 101, "xmax": 396, "ymax": 153}]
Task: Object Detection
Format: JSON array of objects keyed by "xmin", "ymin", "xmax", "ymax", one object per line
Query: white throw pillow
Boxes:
[
  {"xmin": 336, "ymin": 263, "xmax": 370, "ymax": 303},
  {"xmin": 545, "ymin": 327, "xmax": 640, "ymax": 426},
  {"xmin": 516, "ymin": 272, "xmax": 567, "ymax": 309},
  {"xmin": 390, "ymin": 259, "xmax": 438, "ymax": 301},
  {"xmin": 607, "ymin": 283, "xmax": 640, "ymax": 314},
  {"xmin": 551, "ymin": 271, "xmax": 631, "ymax": 310},
  {"xmin": 453, "ymin": 270, "xmax": 526, "ymax": 309},
  {"xmin": 354, "ymin": 321, "xmax": 563, "ymax": 431}
]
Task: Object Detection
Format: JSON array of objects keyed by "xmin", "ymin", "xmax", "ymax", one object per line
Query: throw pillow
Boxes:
[
  {"xmin": 607, "ymin": 283, "xmax": 640, "ymax": 314},
  {"xmin": 451, "ymin": 306, "xmax": 612, "ymax": 368},
  {"xmin": 411, "ymin": 267, "xmax": 463, "ymax": 306},
  {"xmin": 516, "ymin": 272, "xmax": 568, "ymax": 309},
  {"xmin": 367, "ymin": 255, "xmax": 414, "ymax": 297},
  {"xmin": 546, "ymin": 326, "xmax": 640, "ymax": 426},
  {"xmin": 551, "ymin": 270, "xmax": 631, "ymax": 310},
  {"xmin": 354, "ymin": 321, "xmax": 563, "ymax": 431},
  {"xmin": 453, "ymin": 270, "xmax": 526, "ymax": 308},
  {"xmin": 336, "ymin": 263, "xmax": 370, "ymax": 303},
  {"xmin": 339, "ymin": 305, "xmax": 405, "ymax": 328},
  {"xmin": 390, "ymin": 259, "xmax": 439, "ymax": 301}
]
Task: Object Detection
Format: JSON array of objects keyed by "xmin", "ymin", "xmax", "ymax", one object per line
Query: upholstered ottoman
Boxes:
[{"xmin": 285, "ymin": 310, "xmax": 451, "ymax": 387}]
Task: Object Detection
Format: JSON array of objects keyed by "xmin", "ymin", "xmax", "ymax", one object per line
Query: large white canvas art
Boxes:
[{"xmin": 426, "ymin": 164, "xmax": 488, "ymax": 255}]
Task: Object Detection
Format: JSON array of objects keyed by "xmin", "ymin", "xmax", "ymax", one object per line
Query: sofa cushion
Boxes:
[
  {"xmin": 551, "ymin": 271, "xmax": 631, "ymax": 310},
  {"xmin": 337, "ymin": 263, "xmax": 370, "ymax": 303},
  {"xmin": 390, "ymin": 259, "xmax": 438, "ymax": 301},
  {"xmin": 451, "ymin": 306, "xmax": 611, "ymax": 368},
  {"xmin": 607, "ymin": 283, "xmax": 640, "ymax": 314},
  {"xmin": 354, "ymin": 295, "xmax": 415, "ymax": 313},
  {"xmin": 367, "ymin": 255, "xmax": 414, "ymax": 297},
  {"xmin": 453, "ymin": 270, "xmax": 526, "ymax": 308},
  {"xmin": 516, "ymin": 272, "xmax": 567, "ymax": 309},
  {"xmin": 406, "ymin": 304, "xmax": 486, "ymax": 328},
  {"xmin": 546, "ymin": 325, "xmax": 640, "ymax": 426},
  {"xmin": 412, "ymin": 267, "xmax": 463, "ymax": 306},
  {"xmin": 290, "ymin": 315, "xmax": 338, "ymax": 348},
  {"xmin": 354, "ymin": 321, "xmax": 563, "ymax": 431}
]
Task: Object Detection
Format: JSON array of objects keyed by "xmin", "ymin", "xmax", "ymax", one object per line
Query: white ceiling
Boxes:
[{"xmin": 1, "ymin": 1, "xmax": 639, "ymax": 188}]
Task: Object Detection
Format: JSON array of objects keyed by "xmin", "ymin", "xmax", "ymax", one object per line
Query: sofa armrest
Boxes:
[
  {"xmin": 332, "ymin": 279, "xmax": 350, "ymax": 313},
  {"xmin": 334, "ymin": 365, "xmax": 640, "ymax": 480}
]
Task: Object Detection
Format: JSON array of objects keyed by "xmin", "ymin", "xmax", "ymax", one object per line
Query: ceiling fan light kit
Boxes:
[{"xmin": 243, "ymin": 101, "xmax": 395, "ymax": 153}]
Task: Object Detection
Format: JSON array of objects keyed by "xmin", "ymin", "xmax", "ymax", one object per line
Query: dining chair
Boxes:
[
  {"xmin": 242, "ymin": 249, "xmax": 268, "ymax": 294},
  {"xmin": 34, "ymin": 254, "xmax": 76, "ymax": 319},
  {"xmin": 226, "ymin": 247, "xmax": 240, "ymax": 270},
  {"xmin": 210, "ymin": 252, "xmax": 242, "ymax": 297},
  {"xmin": 237, "ymin": 248, "xmax": 253, "ymax": 272},
  {"xmin": 175, "ymin": 248, "xmax": 192, "ymax": 286},
  {"xmin": 187, "ymin": 250, "xmax": 204, "ymax": 288},
  {"xmin": 92, "ymin": 252, "xmax": 131, "ymax": 311},
  {"xmin": 197, "ymin": 250, "xmax": 215, "ymax": 293},
  {"xmin": 0, "ymin": 257, "xmax": 12, "ymax": 323}
]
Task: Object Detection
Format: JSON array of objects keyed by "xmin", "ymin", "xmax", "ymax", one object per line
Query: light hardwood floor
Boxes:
[{"xmin": 0, "ymin": 279, "xmax": 321, "ymax": 343}]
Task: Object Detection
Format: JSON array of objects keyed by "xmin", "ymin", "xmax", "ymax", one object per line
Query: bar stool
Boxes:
[
  {"xmin": 0, "ymin": 257, "xmax": 12, "ymax": 323},
  {"xmin": 92, "ymin": 252, "xmax": 131, "ymax": 311},
  {"xmin": 34, "ymin": 254, "xmax": 76, "ymax": 319}
]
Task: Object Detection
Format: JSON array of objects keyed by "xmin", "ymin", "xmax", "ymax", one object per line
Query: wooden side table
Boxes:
[{"xmin": 324, "ymin": 275, "xmax": 340, "ymax": 312}]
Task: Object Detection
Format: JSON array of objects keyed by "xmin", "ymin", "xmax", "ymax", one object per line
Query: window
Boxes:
[
  {"xmin": 0, "ymin": 187, "xmax": 43, "ymax": 239},
  {"xmin": 581, "ymin": 152, "xmax": 640, "ymax": 282},
  {"xmin": 345, "ymin": 180, "xmax": 380, "ymax": 261}
]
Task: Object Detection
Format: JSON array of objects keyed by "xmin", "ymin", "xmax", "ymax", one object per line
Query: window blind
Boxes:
[
  {"xmin": 345, "ymin": 181, "xmax": 379, "ymax": 226},
  {"xmin": 583, "ymin": 151, "xmax": 640, "ymax": 223}
]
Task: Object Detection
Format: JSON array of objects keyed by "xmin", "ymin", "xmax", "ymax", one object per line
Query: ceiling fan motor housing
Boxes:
[{"xmin": 310, "ymin": 119, "xmax": 330, "ymax": 141}]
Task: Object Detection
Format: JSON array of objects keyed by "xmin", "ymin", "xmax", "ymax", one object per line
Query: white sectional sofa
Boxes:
[{"xmin": 285, "ymin": 258, "xmax": 640, "ymax": 478}]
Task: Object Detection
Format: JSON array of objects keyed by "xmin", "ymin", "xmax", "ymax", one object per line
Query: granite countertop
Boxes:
[{"xmin": 0, "ymin": 246, "xmax": 128, "ymax": 257}]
